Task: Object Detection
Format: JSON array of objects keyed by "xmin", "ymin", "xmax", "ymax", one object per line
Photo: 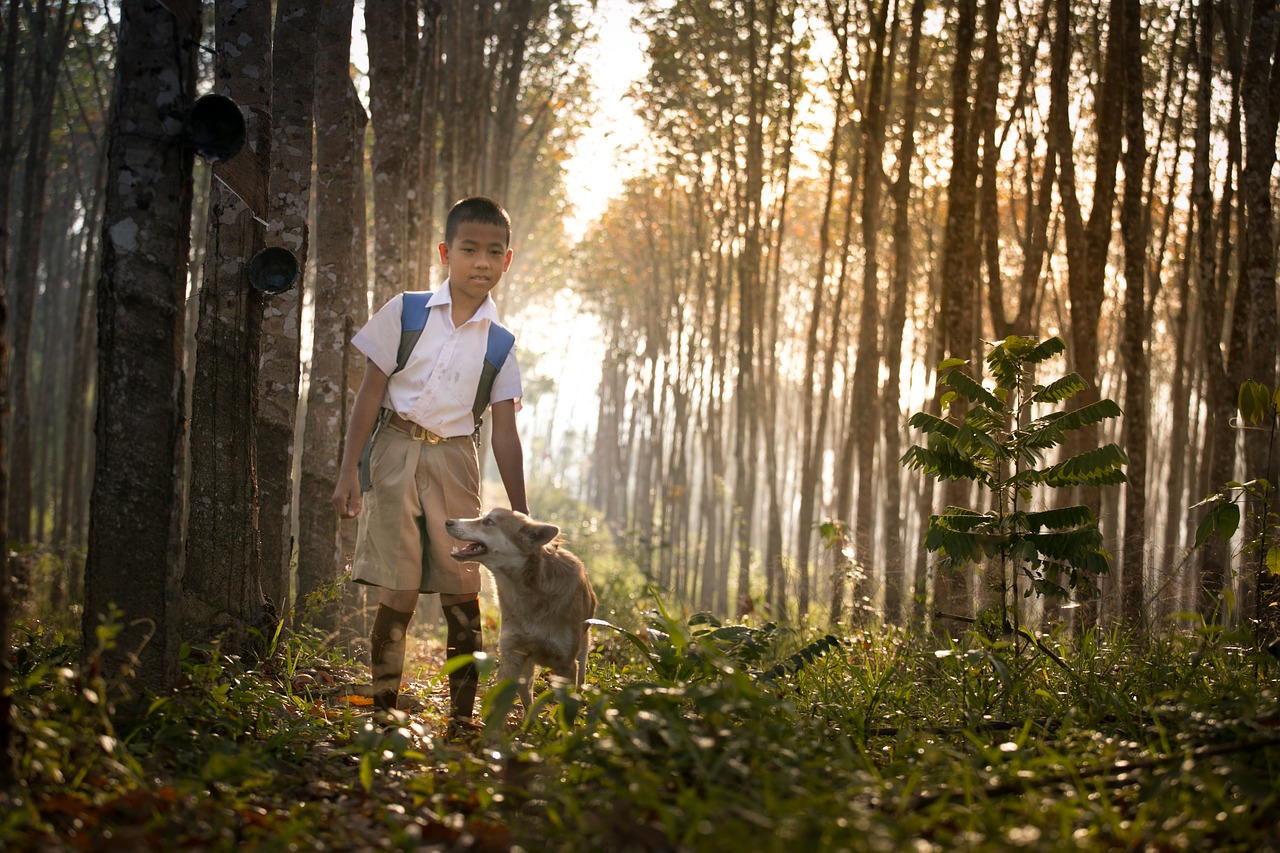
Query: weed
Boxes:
[{"xmin": 903, "ymin": 335, "xmax": 1126, "ymax": 634}]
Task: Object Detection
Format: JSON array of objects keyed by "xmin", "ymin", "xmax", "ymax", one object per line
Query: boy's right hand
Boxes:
[{"xmin": 332, "ymin": 472, "xmax": 362, "ymax": 519}]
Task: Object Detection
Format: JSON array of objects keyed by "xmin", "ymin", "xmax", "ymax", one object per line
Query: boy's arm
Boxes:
[
  {"xmin": 332, "ymin": 359, "xmax": 391, "ymax": 519},
  {"xmin": 488, "ymin": 399, "xmax": 528, "ymax": 515}
]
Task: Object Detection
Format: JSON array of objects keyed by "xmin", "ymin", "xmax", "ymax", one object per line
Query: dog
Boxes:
[{"xmin": 446, "ymin": 508, "xmax": 597, "ymax": 712}]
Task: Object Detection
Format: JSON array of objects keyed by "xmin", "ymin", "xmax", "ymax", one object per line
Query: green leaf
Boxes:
[
  {"xmin": 1194, "ymin": 499, "xmax": 1240, "ymax": 547},
  {"xmin": 902, "ymin": 441, "xmax": 986, "ymax": 482},
  {"xmin": 1025, "ymin": 505, "xmax": 1096, "ymax": 532},
  {"xmin": 943, "ymin": 368, "xmax": 1003, "ymax": 410},
  {"xmin": 1006, "ymin": 468, "xmax": 1046, "ymax": 491},
  {"xmin": 1018, "ymin": 422, "xmax": 1067, "ymax": 455},
  {"xmin": 1023, "ymin": 336, "xmax": 1067, "ymax": 365},
  {"xmin": 1031, "ymin": 373, "xmax": 1088, "ymax": 405},
  {"xmin": 1042, "ymin": 444, "xmax": 1129, "ymax": 487},
  {"xmin": 1267, "ymin": 546, "xmax": 1280, "ymax": 576},
  {"xmin": 907, "ymin": 412, "xmax": 958, "ymax": 439},
  {"xmin": 1237, "ymin": 380, "xmax": 1274, "ymax": 425},
  {"xmin": 1052, "ymin": 399, "xmax": 1124, "ymax": 432},
  {"xmin": 933, "ymin": 507, "xmax": 991, "ymax": 532}
]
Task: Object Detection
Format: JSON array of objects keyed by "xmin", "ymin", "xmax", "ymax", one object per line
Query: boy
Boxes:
[{"xmin": 332, "ymin": 196, "xmax": 528, "ymax": 729}]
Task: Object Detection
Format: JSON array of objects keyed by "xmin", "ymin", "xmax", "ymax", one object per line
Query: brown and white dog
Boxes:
[{"xmin": 445, "ymin": 508, "xmax": 597, "ymax": 711}]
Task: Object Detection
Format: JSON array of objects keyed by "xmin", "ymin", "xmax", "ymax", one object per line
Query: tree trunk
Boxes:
[
  {"xmin": 83, "ymin": 0, "xmax": 199, "ymax": 695},
  {"xmin": 257, "ymin": 0, "xmax": 319, "ymax": 618},
  {"xmin": 183, "ymin": 0, "xmax": 273, "ymax": 651},
  {"xmin": 0, "ymin": 0, "xmax": 16, "ymax": 788},
  {"xmin": 1118, "ymin": 0, "xmax": 1149, "ymax": 630},
  {"xmin": 1052, "ymin": 0, "xmax": 1124, "ymax": 632},
  {"xmin": 366, "ymin": 0, "xmax": 410, "ymax": 308},
  {"xmin": 55, "ymin": 142, "xmax": 106, "ymax": 559},
  {"xmin": 935, "ymin": 0, "xmax": 981, "ymax": 624},
  {"xmin": 298, "ymin": 0, "xmax": 361, "ymax": 631},
  {"xmin": 486, "ymin": 0, "xmax": 533, "ymax": 203},
  {"xmin": 407, "ymin": 1, "xmax": 443, "ymax": 291},
  {"xmin": 849, "ymin": 0, "xmax": 896, "ymax": 625},
  {"xmin": 882, "ymin": 0, "xmax": 927, "ymax": 626},
  {"xmin": 1240, "ymin": 0, "xmax": 1280, "ymax": 636},
  {"xmin": 7, "ymin": 0, "xmax": 76, "ymax": 545},
  {"xmin": 1192, "ymin": 0, "xmax": 1238, "ymax": 620}
]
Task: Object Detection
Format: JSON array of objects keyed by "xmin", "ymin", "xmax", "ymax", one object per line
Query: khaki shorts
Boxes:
[{"xmin": 351, "ymin": 422, "xmax": 482, "ymax": 594}]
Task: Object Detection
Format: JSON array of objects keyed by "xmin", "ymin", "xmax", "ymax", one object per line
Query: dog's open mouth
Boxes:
[{"xmin": 451, "ymin": 541, "xmax": 488, "ymax": 559}]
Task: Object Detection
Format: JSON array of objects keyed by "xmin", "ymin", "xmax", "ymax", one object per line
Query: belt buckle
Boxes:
[{"xmin": 423, "ymin": 429, "xmax": 445, "ymax": 445}]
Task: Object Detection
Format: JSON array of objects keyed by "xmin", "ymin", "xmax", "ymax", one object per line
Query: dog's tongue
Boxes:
[{"xmin": 452, "ymin": 542, "xmax": 487, "ymax": 558}]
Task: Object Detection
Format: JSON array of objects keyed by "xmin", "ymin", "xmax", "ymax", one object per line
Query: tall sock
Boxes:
[
  {"xmin": 443, "ymin": 599, "xmax": 483, "ymax": 721},
  {"xmin": 370, "ymin": 603, "xmax": 414, "ymax": 711}
]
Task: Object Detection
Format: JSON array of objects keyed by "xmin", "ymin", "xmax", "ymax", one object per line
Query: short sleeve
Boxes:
[
  {"xmin": 350, "ymin": 293, "xmax": 403, "ymax": 376},
  {"xmin": 488, "ymin": 345, "xmax": 523, "ymax": 407}
]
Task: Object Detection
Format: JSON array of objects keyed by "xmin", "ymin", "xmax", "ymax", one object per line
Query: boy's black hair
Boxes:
[{"xmin": 445, "ymin": 196, "xmax": 511, "ymax": 246}]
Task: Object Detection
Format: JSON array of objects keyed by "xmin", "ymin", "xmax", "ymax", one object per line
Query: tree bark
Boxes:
[
  {"xmin": 848, "ymin": 0, "xmax": 896, "ymax": 625},
  {"xmin": 257, "ymin": 0, "xmax": 318, "ymax": 618},
  {"xmin": 1052, "ymin": 0, "xmax": 1125, "ymax": 631},
  {"xmin": 183, "ymin": 0, "xmax": 273, "ymax": 650},
  {"xmin": 7, "ymin": 0, "xmax": 76, "ymax": 545},
  {"xmin": 1191, "ymin": 0, "xmax": 1238, "ymax": 620},
  {"xmin": 882, "ymin": 0, "xmax": 927, "ymax": 625},
  {"xmin": 1240, "ymin": 0, "xmax": 1280, "ymax": 636},
  {"xmin": 298, "ymin": 0, "xmax": 361, "ymax": 630},
  {"xmin": 1118, "ymin": 0, "xmax": 1149, "ymax": 629},
  {"xmin": 935, "ymin": 0, "xmax": 981, "ymax": 625},
  {"xmin": 83, "ymin": 0, "xmax": 199, "ymax": 694},
  {"xmin": 0, "ymin": 0, "xmax": 16, "ymax": 788},
  {"xmin": 366, "ymin": 0, "xmax": 411, "ymax": 308}
]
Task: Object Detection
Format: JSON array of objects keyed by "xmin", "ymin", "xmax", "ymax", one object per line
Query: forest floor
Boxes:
[{"xmin": 4, "ymin": 603, "xmax": 1280, "ymax": 852}]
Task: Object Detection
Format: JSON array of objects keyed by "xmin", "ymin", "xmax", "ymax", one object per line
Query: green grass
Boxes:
[{"xmin": 4, "ymin": 599, "xmax": 1279, "ymax": 852}]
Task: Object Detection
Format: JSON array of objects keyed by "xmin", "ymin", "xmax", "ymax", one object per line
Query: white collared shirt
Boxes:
[{"xmin": 351, "ymin": 280, "xmax": 522, "ymax": 437}]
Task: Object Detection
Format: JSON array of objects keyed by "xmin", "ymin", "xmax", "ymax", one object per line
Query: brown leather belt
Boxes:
[{"xmin": 380, "ymin": 410, "xmax": 462, "ymax": 445}]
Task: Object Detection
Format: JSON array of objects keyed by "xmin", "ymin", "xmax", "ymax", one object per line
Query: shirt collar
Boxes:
[{"xmin": 431, "ymin": 279, "xmax": 500, "ymax": 325}]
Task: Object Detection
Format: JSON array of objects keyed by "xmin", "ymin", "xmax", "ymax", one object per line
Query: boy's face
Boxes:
[{"xmin": 438, "ymin": 221, "xmax": 513, "ymax": 302}]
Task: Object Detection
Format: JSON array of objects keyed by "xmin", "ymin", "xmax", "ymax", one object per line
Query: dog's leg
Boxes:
[
  {"xmin": 576, "ymin": 630, "xmax": 590, "ymax": 688},
  {"xmin": 498, "ymin": 650, "xmax": 535, "ymax": 712}
]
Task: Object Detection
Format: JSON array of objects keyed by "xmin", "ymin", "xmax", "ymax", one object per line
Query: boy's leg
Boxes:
[
  {"xmin": 370, "ymin": 588, "xmax": 419, "ymax": 711},
  {"xmin": 441, "ymin": 592, "xmax": 482, "ymax": 723}
]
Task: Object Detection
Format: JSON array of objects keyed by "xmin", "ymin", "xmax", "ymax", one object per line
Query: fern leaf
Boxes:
[
  {"xmin": 1020, "ymin": 422, "xmax": 1067, "ymax": 454},
  {"xmin": 1024, "ymin": 505, "xmax": 1096, "ymax": 532},
  {"xmin": 1031, "ymin": 373, "xmax": 1088, "ymax": 404},
  {"xmin": 1042, "ymin": 444, "xmax": 1128, "ymax": 487},
  {"xmin": 1026, "ymin": 529, "xmax": 1106, "ymax": 563},
  {"xmin": 942, "ymin": 368, "xmax": 1003, "ymax": 409},
  {"xmin": 933, "ymin": 507, "xmax": 990, "ymax": 532},
  {"xmin": 1052, "ymin": 399, "xmax": 1124, "ymax": 432},
  {"xmin": 907, "ymin": 412, "xmax": 958, "ymax": 439},
  {"xmin": 1023, "ymin": 336, "xmax": 1067, "ymax": 365}
]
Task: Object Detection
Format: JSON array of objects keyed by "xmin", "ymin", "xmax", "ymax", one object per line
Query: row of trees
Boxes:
[
  {"xmin": 579, "ymin": 0, "xmax": 1279, "ymax": 633},
  {"xmin": 0, "ymin": 0, "xmax": 591, "ymax": 734}
]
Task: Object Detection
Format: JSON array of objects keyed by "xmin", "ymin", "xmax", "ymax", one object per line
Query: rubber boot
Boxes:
[
  {"xmin": 443, "ymin": 599, "xmax": 483, "ymax": 723},
  {"xmin": 370, "ymin": 604, "xmax": 414, "ymax": 711}
]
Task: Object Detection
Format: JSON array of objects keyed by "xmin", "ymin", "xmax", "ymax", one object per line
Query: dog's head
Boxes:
[{"xmin": 446, "ymin": 508, "xmax": 560, "ymax": 565}]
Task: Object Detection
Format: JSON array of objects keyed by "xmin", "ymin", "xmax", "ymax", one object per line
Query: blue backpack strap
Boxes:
[
  {"xmin": 471, "ymin": 321, "xmax": 516, "ymax": 428},
  {"xmin": 485, "ymin": 322, "xmax": 515, "ymax": 370},
  {"xmin": 393, "ymin": 291, "xmax": 433, "ymax": 374},
  {"xmin": 362, "ymin": 291, "xmax": 432, "ymax": 491},
  {"xmin": 401, "ymin": 291, "xmax": 432, "ymax": 333}
]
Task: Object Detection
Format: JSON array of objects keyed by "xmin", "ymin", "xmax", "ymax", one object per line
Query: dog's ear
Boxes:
[{"xmin": 525, "ymin": 522, "xmax": 560, "ymax": 548}]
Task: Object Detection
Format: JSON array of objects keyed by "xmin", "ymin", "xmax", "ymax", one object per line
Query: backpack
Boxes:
[{"xmin": 358, "ymin": 291, "xmax": 515, "ymax": 492}]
